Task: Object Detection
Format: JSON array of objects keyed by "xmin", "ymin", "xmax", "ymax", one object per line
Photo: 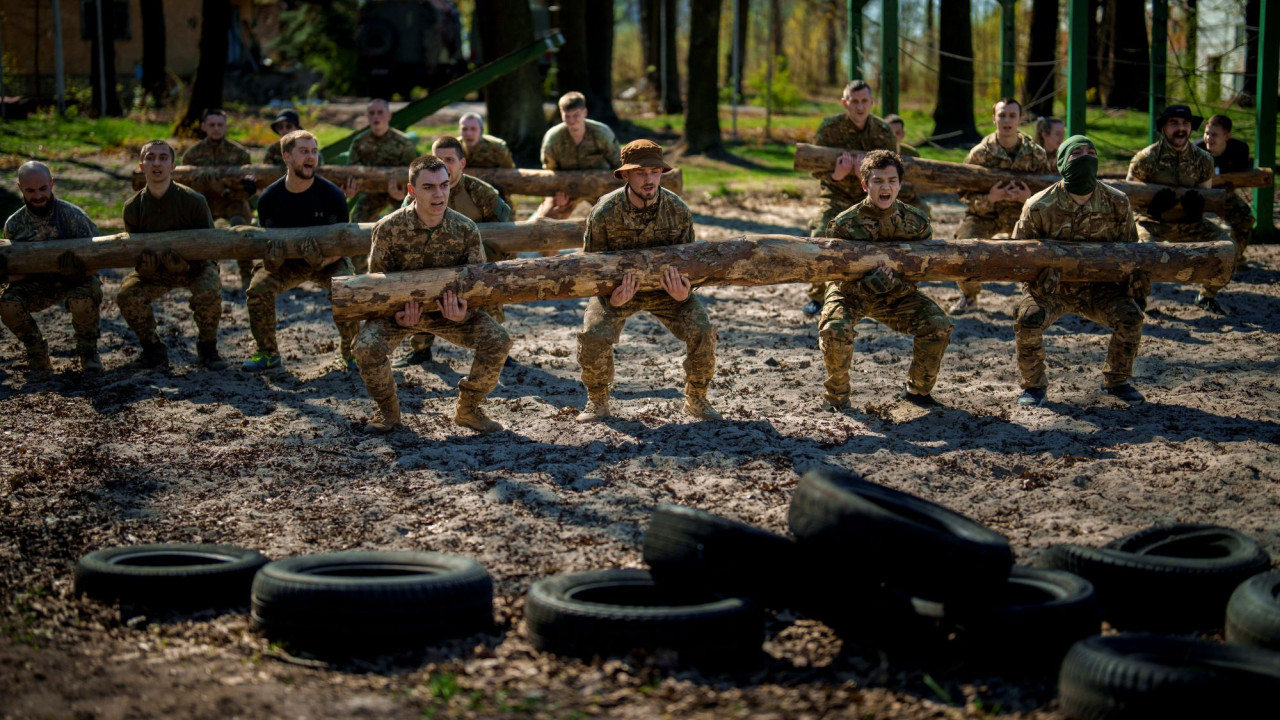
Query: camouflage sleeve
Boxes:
[
  {"xmin": 1196, "ymin": 153, "xmax": 1214, "ymax": 187},
  {"xmin": 69, "ymin": 207, "xmax": 100, "ymax": 239},
  {"xmin": 826, "ymin": 214, "xmax": 868, "ymax": 241},
  {"xmin": 491, "ymin": 194, "xmax": 512, "ymax": 223},
  {"xmin": 496, "ymin": 145, "xmax": 516, "ymax": 169},
  {"xmin": 3, "ymin": 216, "xmax": 14, "ymax": 241},
  {"xmin": 604, "ymin": 129, "xmax": 622, "ymax": 169},
  {"xmin": 1120, "ymin": 201, "xmax": 1138, "ymax": 243},
  {"xmin": 541, "ymin": 131, "xmax": 558, "ymax": 170},
  {"xmin": 465, "ymin": 223, "xmax": 486, "ymax": 264},
  {"xmin": 1125, "ymin": 153, "xmax": 1148, "ymax": 182},
  {"xmin": 583, "ymin": 211, "xmax": 604, "ymax": 252},
  {"xmin": 231, "ymin": 144, "xmax": 251, "ymax": 165},
  {"xmin": 1011, "ymin": 202, "xmax": 1041, "ymax": 240},
  {"xmin": 398, "ymin": 139, "xmax": 419, "ymax": 166},
  {"xmin": 179, "ymin": 145, "xmax": 200, "ymax": 165},
  {"xmin": 369, "ymin": 224, "xmax": 395, "ymax": 273},
  {"xmin": 959, "ymin": 146, "xmax": 996, "ymax": 214}
]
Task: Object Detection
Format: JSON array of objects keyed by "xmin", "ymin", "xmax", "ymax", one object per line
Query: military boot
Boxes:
[
  {"xmin": 26, "ymin": 341, "xmax": 53, "ymax": 380},
  {"xmin": 455, "ymin": 392, "xmax": 502, "ymax": 433},
  {"xmin": 197, "ymin": 341, "xmax": 227, "ymax": 370},
  {"xmin": 363, "ymin": 396, "xmax": 401, "ymax": 434},
  {"xmin": 685, "ymin": 391, "xmax": 723, "ymax": 421},
  {"xmin": 77, "ymin": 343, "xmax": 103, "ymax": 374},
  {"xmin": 575, "ymin": 392, "xmax": 612, "ymax": 423},
  {"xmin": 139, "ymin": 340, "xmax": 169, "ymax": 369}
]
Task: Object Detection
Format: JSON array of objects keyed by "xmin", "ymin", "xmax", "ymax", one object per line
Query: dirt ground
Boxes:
[{"xmin": 2, "ymin": 181, "xmax": 1278, "ymax": 720}]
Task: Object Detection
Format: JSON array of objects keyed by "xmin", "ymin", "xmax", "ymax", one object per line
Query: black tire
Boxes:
[
  {"xmin": 251, "ymin": 551, "xmax": 493, "ymax": 652},
  {"xmin": 642, "ymin": 504, "xmax": 799, "ymax": 608},
  {"xmin": 1226, "ymin": 571, "xmax": 1280, "ymax": 651},
  {"xmin": 1058, "ymin": 634, "xmax": 1280, "ymax": 719},
  {"xmin": 1039, "ymin": 523, "xmax": 1271, "ymax": 631},
  {"xmin": 74, "ymin": 543, "xmax": 269, "ymax": 610},
  {"xmin": 525, "ymin": 569, "xmax": 762, "ymax": 668},
  {"xmin": 788, "ymin": 467, "xmax": 1013, "ymax": 599}
]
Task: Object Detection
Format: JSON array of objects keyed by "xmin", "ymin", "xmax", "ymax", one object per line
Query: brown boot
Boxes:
[
  {"xmin": 455, "ymin": 392, "xmax": 502, "ymax": 433},
  {"xmin": 78, "ymin": 346, "xmax": 103, "ymax": 374},
  {"xmin": 26, "ymin": 341, "xmax": 53, "ymax": 380},
  {"xmin": 575, "ymin": 392, "xmax": 612, "ymax": 423},
  {"xmin": 685, "ymin": 392, "xmax": 723, "ymax": 421},
  {"xmin": 362, "ymin": 396, "xmax": 401, "ymax": 434}
]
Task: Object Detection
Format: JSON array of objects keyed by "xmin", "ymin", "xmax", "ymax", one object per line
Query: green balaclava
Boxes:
[{"xmin": 1057, "ymin": 135, "xmax": 1098, "ymax": 195}]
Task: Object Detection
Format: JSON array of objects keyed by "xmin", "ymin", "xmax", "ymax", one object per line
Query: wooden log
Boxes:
[
  {"xmin": 131, "ymin": 166, "xmax": 683, "ymax": 200},
  {"xmin": 0, "ymin": 219, "xmax": 585, "ymax": 274},
  {"xmin": 1101, "ymin": 168, "xmax": 1274, "ymax": 189},
  {"xmin": 794, "ymin": 143, "xmax": 1236, "ymax": 213},
  {"xmin": 328, "ymin": 236, "xmax": 1236, "ymax": 322}
]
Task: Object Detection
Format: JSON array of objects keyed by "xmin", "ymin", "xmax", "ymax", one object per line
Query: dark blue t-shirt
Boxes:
[{"xmin": 257, "ymin": 175, "xmax": 350, "ymax": 228}]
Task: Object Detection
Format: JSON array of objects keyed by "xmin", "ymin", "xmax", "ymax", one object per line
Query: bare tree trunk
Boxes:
[
  {"xmin": 769, "ymin": 0, "xmax": 783, "ymax": 64},
  {"xmin": 1103, "ymin": 0, "xmax": 1149, "ymax": 110},
  {"xmin": 726, "ymin": 0, "xmax": 750, "ymax": 99},
  {"xmin": 585, "ymin": 0, "xmax": 621, "ymax": 126},
  {"xmin": 556, "ymin": 0, "xmax": 590, "ymax": 96},
  {"xmin": 88, "ymin": 0, "xmax": 123, "ymax": 117},
  {"xmin": 1087, "ymin": 0, "xmax": 1101, "ymax": 97},
  {"xmin": 825, "ymin": 0, "xmax": 839, "ymax": 86},
  {"xmin": 1240, "ymin": 0, "xmax": 1260, "ymax": 107},
  {"xmin": 174, "ymin": 0, "xmax": 229, "ymax": 136},
  {"xmin": 1026, "ymin": 0, "xmax": 1060, "ymax": 118},
  {"xmin": 140, "ymin": 0, "xmax": 167, "ymax": 105},
  {"xmin": 684, "ymin": 0, "xmax": 724, "ymax": 155},
  {"xmin": 931, "ymin": 0, "xmax": 980, "ymax": 146},
  {"xmin": 475, "ymin": 0, "xmax": 547, "ymax": 163}
]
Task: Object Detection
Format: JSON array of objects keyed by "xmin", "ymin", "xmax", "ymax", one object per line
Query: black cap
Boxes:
[
  {"xmin": 1155, "ymin": 104, "xmax": 1203, "ymax": 132},
  {"xmin": 270, "ymin": 109, "xmax": 302, "ymax": 134}
]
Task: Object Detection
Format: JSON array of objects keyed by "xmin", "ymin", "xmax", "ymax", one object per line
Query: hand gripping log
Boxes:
[{"xmin": 327, "ymin": 236, "xmax": 1236, "ymax": 323}]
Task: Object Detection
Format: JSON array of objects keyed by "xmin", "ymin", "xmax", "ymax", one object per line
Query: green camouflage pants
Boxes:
[
  {"xmin": 1014, "ymin": 282, "xmax": 1144, "ymax": 390},
  {"xmin": 408, "ymin": 240, "xmax": 510, "ymax": 352},
  {"xmin": 806, "ymin": 200, "xmax": 854, "ymax": 302},
  {"xmin": 1221, "ymin": 191, "xmax": 1254, "ymax": 265},
  {"xmin": 116, "ymin": 262, "xmax": 222, "ymax": 345},
  {"xmin": 353, "ymin": 309, "xmax": 511, "ymax": 408},
  {"xmin": 0, "ymin": 275, "xmax": 102, "ymax": 353},
  {"xmin": 247, "ymin": 258, "xmax": 359, "ymax": 360},
  {"xmin": 210, "ymin": 200, "xmax": 256, "ymax": 289},
  {"xmin": 577, "ymin": 291, "xmax": 716, "ymax": 396},
  {"xmin": 1136, "ymin": 218, "xmax": 1232, "ymax": 297},
  {"xmin": 954, "ymin": 214, "xmax": 1014, "ymax": 302},
  {"xmin": 818, "ymin": 282, "xmax": 953, "ymax": 403}
]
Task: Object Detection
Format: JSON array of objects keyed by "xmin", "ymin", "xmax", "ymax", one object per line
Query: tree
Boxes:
[
  {"xmin": 584, "ymin": 1, "xmax": 621, "ymax": 126},
  {"xmin": 87, "ymin": 0, "xmax": 123, "ymax": 117},
  {"xmin": 140, "ymin": 0, "xmax": 166, "ymax": 106},
  {"xmin": 556, "ymin": 0, "xmax": 590, "ymax": 97},
  {"xmin": 931, "ymin": 0, "xmax": 980, "ymax": 146},
  {"xmin": 475, "ymin": 0, "xmax": 547, "ymax": 164},
  {"xmin": 725, "ymin": 0, "xmax": 750, "ymax": 100},
  {"xmin": 1026, "ymin": 0, "xmax": 1059, "ymax": 118},
  {"xmin": 1240, "ymin": 0, "xmax": 1260, "ymax": 107},
  {"xmin": 640, "ymin": 0, "xmax": 682, "ymax": 113},
  {"xmin": 1099, "ymin": 0, "xmax": 1148, "ymax": 109},
  {"xmin": 684, "ymin": 0, "xmax": 724, "ymax": 154},
  {"xmin": 173, "ymin": 0, "xmax": 230, "ymax": 137}
]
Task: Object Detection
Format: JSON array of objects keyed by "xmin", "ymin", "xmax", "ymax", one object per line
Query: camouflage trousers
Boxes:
[
  {"xmin": 116, "ymin": 262, "xmax": 222, "ymax": 345},
  {"xmin": 353, "ymin": 309, "xmax": 511, "ymax": 409},
  {"xmin": 1220, "ymin": 191, "xmax": 1254, "ymax": 266},
  {"xmin": 577, "ymin": 291, "xmax": 716, "ymax": 397},
  {"xmin": 1014, "ymin": 282, "xmax": 1144, "ymax": 390},
  {"xmin": 806, "ymin": 199, "xmax": 856, "ymax": 302},
  {"xmin": 247, "ymin": 258, "xmax": 359, "ymax": 360},
  {"xmin": 408, "ymin": 241, "xmax": 511, "ymax": 352},
  {"xmin": 210, "ymin": 200, "xmax": 256, "ymax": 289},
  {"xmin": 0, "ymin": 275, "xmax": 102, "ymax": 354},
  {"xmin": 818, "ymin": 283, "xmax": 953, "ymax": 403},
  {"xmin": 1136, "ymin": 218, "xmax": 1232, "ymax": 297},
  {"xmin": 954, "ymin": 213, "xmax": 1015, "ymax": 302}
]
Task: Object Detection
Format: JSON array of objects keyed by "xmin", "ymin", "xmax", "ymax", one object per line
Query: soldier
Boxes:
[
  {"xmin": 1126, "ymin": 105, "xmax": 1236, "ymax": 314},
  {"xmin": 181, "ymin": 108, "xmax": 258, "ymax": 290},
  {"xmin": 0, "ymin": 162, "xmax": 102, "ymax": 377},
  {"xmin": 1013, "ymin": 135, "xmax": 1148, "ymax": 407},
  {"xmin": 458, "ymin": 112, "xmax": 515, "ymax": 169},
  {"xmin": 1196, "ymin": 114, "xmax": 1255, "ymax": 271},
  {"xmin": 818, "ymin": 150, "xmax": 952, "ymax": 410},
  {"xmin": 352, "ymin": 155, "xmax": 512, "ymax": 434},
  {"xmin": 575, "ymin": 140, "xmax": 720, "ymax": 423},
  {"xmin": 533, "ymin": 91, "xmax": 622, "ymax": 222},
  {"xmin": 263, "ymin": 108, "xmax": 324, "ymax": 167},
  {"xmin": 116, "ymin": 140, "xmax": 225, "ymax": 370},
  {"xmin": 242, "ymin": 130, "xmax": 358, "ymax": 373},
  {"xmin": 394, "ymin": 136, "xmax": 512, "ymax": 368},
  {"xmin": 883, "ymin": 113, "xmax": 931, "ymax": 219},
  {"xmin": 346, "ymin": 99, "xmax": 418, "ymax": 225},
  {"xmin": 1034, "ymin": 116, "xmax": 1066, "ymax": 157},
  {"xmin": 804, "ymin": 80, "xmax": 898, "ymax": 316},
  {"xmin": 950, "ymin": 98, "xmax": 1053, "ymax": 315}
]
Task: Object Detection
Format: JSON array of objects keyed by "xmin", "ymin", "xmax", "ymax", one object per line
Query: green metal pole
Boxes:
[
  {"xmin": 1000, "ymin": 0, "xmax": 1017, "ymax": 100},
  {"xmin": 881, "ymin": 0, "xmax": 899, "ymax": 114},
  {"xmin": 1149, "ymin": 0, "xmax": 1168, "ymax": 145},
  {"xmin": 1066, "ymin": 0, "xmax": 1088, "ymax": 135},
  {"xmin": 847, "ymin": 0, "xmax": 863, "ymax": 81},
  {"xmin": 1254, "ymin": 0, "xmax": 1278, "ymax": 243}
]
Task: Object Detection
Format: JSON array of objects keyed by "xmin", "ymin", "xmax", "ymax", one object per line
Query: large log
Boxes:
[
  {"xmin": 328, "ymin": 236, "xmax": 1236, "ymax": 322},
  {"xmin": 794, "ymin": 143, "xmax": 1237, "ymax": 213},
  {"xmin": 131, "ymin": 166, "xmax": 683, "ymax": 200},
  {"xmin": 1101, "ymin": 168, "xmax": 1274, "ymax": 189},
  {"xmin": 0, "ymin": 219, "xmax": 585, "ymax": 274}
]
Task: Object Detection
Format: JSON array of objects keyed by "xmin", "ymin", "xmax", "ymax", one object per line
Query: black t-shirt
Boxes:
[
  {"xmin": 1195, "ymin": 137, "xmax": 1252, "ymax": 174},
  {"xmin": 257, "ymin": 175, "xmax": 350, "ymax": 228}
]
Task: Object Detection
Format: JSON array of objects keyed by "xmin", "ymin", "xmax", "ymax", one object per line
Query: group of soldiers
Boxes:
[{"xmin": 0, "ymin": 86, "xmax": 1258, "ymax": 431}]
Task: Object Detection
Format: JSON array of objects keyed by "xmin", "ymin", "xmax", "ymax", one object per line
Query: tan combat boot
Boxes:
[
  {"xmin": 26, "ymin": 341, "xmax": 53, "ymax": 380},
  {"xmin": 822, "ymin": 393, "xmax": 850, "ymax": 412},
  {"xmin": 455, "ymin": 392, "xmax": 502, "ymax": 433},
  {"xmin": 363, "ymin": 396, "xmax": 401, "ymax": 434},
  {"xmin": 685, "ymin": 391, "xmax": 723, "ymax": 421},
  {"xmin": 77, "ymin": 341, "xmax": 103, "ymax": 374},
  {"xmin": 575, "ymin": 392, "xmax": 612, "ymax": 423}
]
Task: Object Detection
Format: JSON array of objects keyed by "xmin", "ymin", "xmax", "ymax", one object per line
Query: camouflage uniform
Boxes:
[
  {"xmin": 349, "ymin": 128, "xmax": 419, "ymax": 223},
  {"xmin": 461, "ymin": 134, "xmax": 516, "ymax": 169},
  {"xmin": 1011, "ymin": 182, "xmax": 1145, "ymax": 390},
  {"xmin": 819, "ymin": 199, "xmax": 951, "ymax": 405},
  {"xmin": 806, "ymin": 113, "xmax": 899, "ymax": 302},
  {"xmin": 247, "ymin": 257, "xmax": 358, "ymax": 361},
  {"xmin": 954, "ymin": 132, "xmax": 1053, "ymax": 302},
  {"xmin": 182, "ymin": 137, "xmax": 255, "ymax": 287},
  {"xmin": 263, "ymin": 141, "xmax": 324, "ymax": 167},
  {"xmin": 577, "ymin": 186, "xmax": 716, "ymax": 400},
  {"xmin": 116, "ymin": 183, "xmax": 221, "ymax": 345},
  {"xmin": 540, "ymin": 119, "xmax": 622, "ymax": 215},
  {"xmin": 1126, "ymin": 137, "xmax": 1237, "ymax": 297},
  {"xmin": 895, "ymin": 144, "xmax": 931, "ymax": 220},
  {"xmin": 1, "ymin": 198, "xmax": 102, "ymax": 363},
  {"xmin": 352, "ymin": 206, "xmax": 511, "ymax": 415}
]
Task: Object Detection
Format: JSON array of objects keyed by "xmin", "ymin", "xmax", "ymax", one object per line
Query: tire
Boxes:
[
  {"xmin": 1039, "ymin": 523, "xmax": 1271, "ymax": 631},
  {"xmin": 1058, "ymin": 634, "xmax": 1280, "ymax": 719},
  {"xmin": 787, "ymin": 467, "xmax": 1013, "ymax": 599},
  {"xmin": 74, "ymin": 543, "xmax": 269, "ymax": 610},
  {"xmin": 525, "ymin": 569, "xmax": 762, "ymax": 668},
  {"xmin": 642, "ymin": 504, "xmax": 799, "ymax": 608},
  {"xmin": 251, "ymin": 551, "xmax": 493, "ymax": 652},
  {"xmin": 1226, "ymin": 571, "xmax": 1280, "ymax": 651}
]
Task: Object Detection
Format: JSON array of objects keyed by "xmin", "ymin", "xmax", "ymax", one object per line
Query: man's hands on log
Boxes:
[
  {"xmin": 988, "ymin": 180, "xmax": 1032, "ymax": 204},
  {"xmin": 660, "ymin": 266, "xmax": 692, "ymax": 302},
  {"xmin": 56, "ymin": 250, "xmax": 87, "ymax": 278},
  {"xmin": 862, "ymin": 263, "xmax": 898, "ymax": 294},
  {"xmin": 241, "ymin": 174, "xmax": 258, "ymax": 197},
  {"xmin": 138, "ymin": 249, "xmax": 190, "ymax": 278},
  {"xmin": 1180, "ymin": 190, "xmax": 1205, "ymax": 222},
  {"xmin": 387, "ymin": 179, "xmax": 406, "ymax": 202},
  {"xmin": 395, "ymin": 300, "xmax": 421, "ymax": 328},
  {"xmin": 1032, "ymin": 266, "xmax": 1061, "ymax": 298},
  {"xmin": 440, "ymin": 290, "xmax": 468, "ymax": 322},
  {"xmin": 832, "ymin": 152, "xmax": 861, "ymax": 182},
  {"xmin": 299, "ymin": 238, "xmax": 327, "ymax": 269},
  {"xmin": 1147, "ymin": 188, "xmax": 1179, "ymax": 221},
  {"xmin": 609, "ymin": 271, "xmax": 639, "ymax": 307},
  {"xmin": 263, "ymin": 238, "xmax": 287, "ymax": 272},
  {"xmin": 342, "ymin": 177, "xmax": 359, "ymax": 200}
]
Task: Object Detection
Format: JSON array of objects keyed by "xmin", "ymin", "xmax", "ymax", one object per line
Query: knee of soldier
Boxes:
[
  {"xmin": 0, "ymin": 299, "xmax": 25, "ymax": 323},
  {"xmin": 1015, "ymin": 301, "xmax": 1048, "ymax": 331},
  {"xmin": 352, "ymin": 331, "xmax": 389, "ymax": 366},
  {"xmin": 1113, "ymin": 298, "xmax": 1144, "ymax": 327},
  {"xmin": 921, "ymin": 315, "xmax": 954, "ymax": 344},
  {"xmin": 66, "ymin": 296, "xmax": 99, "ymax": 314},
  {"xmin": 818, "ymin": 321, "xmax": 856, "ymax": 347},
  {"xmin": 246, "ymin": 280, "xmax": 274, "ymax": 303},
  {"xmin": 486, "ymin": 324, "xmax": 513, "ymax": 356},
  {"xmin": 577, "ymin": 328, "xmax": 614, "ymax": 356}
]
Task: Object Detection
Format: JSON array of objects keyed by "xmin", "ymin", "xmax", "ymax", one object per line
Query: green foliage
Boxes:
[
  {"xmin": 748, "ymin": 56, "xmax": 804, "ymax": 112},
  {"xmin": 271, "ymin": 1, "xmax": 359, "ymax": 97}
]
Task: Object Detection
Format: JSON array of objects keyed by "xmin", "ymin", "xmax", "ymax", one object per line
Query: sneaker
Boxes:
[
  {"xmin": 241, "ymin": 353, "xmax": 282, "ymax": 372},
  {"xmin": 345, "ymin": 358, "xmax": 358, "ymax": 372},
  {"xmin": 1103, "ymin": 383, "xmax": 1146, "ymax": 405},
  {"xmin": 1017, "ymin": 387, "xmax": 1047, "ymax": 407},
  {"xmin": 1194, "ymin": 294, "xmax": 1227, "ymax": 315},
  {"xmin": 949, "ymin": 295, "xmax": 978, "ymax": 315},
  {"xmin": 392, "ymin": 348, "xmax": 433, "ymax": 368},
  {"xmin": 903, "ymin": 391, "xmax": 941, "ymax": 408},
  {"xmin": 801, "ymin": 299, "xmax": 822, "ymax": 316},
  {"xmin": 685, "ymin": 395, "xmax": 723, "ymax": 421}
]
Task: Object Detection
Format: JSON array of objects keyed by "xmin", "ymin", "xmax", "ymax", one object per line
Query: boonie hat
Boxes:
[
  {"xmin": 1155, "ymin": 104, "xmax": 1203, "ymax": 132},
  {"xmin": 614, "ymin": 139, "xmax": 673, "ymax": 179},
  {"xmin": 271, "ymin": 109, "xmax": 303, "ymax": 134}
]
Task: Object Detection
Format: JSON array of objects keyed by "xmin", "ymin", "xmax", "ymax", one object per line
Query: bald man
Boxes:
[{"xmin": 1, "ymin": 162, "xmax": 102, "ymax": 377}]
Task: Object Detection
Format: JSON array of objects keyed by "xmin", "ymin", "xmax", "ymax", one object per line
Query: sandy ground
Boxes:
[{"xmin": 2, "ymin": 186, "xmax": 1279, "ymax": 720}]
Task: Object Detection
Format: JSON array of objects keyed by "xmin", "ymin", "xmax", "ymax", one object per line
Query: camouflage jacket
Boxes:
[
  {"xmin": 959, "ymin": 132, "xmax": 1053, "ymax": 222},
  {"xmin": 541, "ymin": 119, "xmax": 621, "ymax": 171},
  {"xmin": 461, "ymin": 135, "xmax": 516, "ymax": 168},
  {"xmin": 1013, "ymin": 182, "xmax": 1136, "ymax": 244},
  {"xmin": 350, "ymin": 128, "xmax": 419, "ymax": 169},
  {"xmin": 369, "ymin": 206, "xmax": 484, "ymax": 274},
  {"xmin": 827, "ymin": 198, "xmax": 932, "ymax": 296},
  {"xmin": 811, "ymin": 113, "xmax": 898, "ymax": 207},
  {"xmin": 4, "ymin": 197, "xmax": 99, "ymax": 243},
  {"xmin": 400, "ymin": 175, "xmax": 511, "ymax": 224},
  {"xmin": 263, "ymin": 141, "xmax": 325, "ymax": 167},
  {"xmin": 1126, "ymin": 137, "xmax": 1214, "ymax": 189},
  {"xmin": 181, "ymin": 138, "xmax": 251, "ymax": 166},
  {"xmin": 583, "ymin": 187, "xmax": 693, "ymax": 254}
]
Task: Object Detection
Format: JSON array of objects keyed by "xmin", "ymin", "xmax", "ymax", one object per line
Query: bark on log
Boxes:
[
  {"xmin": 1100, "ymin": 168, "xmax": 1274, "ymax": 189},
  {"xmin": 794, "ymin": 143, "xmax": 1237, "ymax": 213},
  {"xmin": 0, "ymin": 219, "xmax": 585, "ymax": 274},
  {"xmin": 328, "ymin": 236, "xmax": 1236, "ymax": 322},
  {"xmin": 132, "ymin": 166, "xmax": 683, "ymax": 201}
]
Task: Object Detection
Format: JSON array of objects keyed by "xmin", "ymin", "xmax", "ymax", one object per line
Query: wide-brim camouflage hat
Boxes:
[
  {"xmin": 614, "ymin": 139, "xmax": 673, "ymax": 179},
  {"xmin": 1155, "ymin": 104, "xmax": 1203, "ymax": 131},
  {"xmin": 271, "ymin": 108, "xmax": 303, "ymax": 133}
]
